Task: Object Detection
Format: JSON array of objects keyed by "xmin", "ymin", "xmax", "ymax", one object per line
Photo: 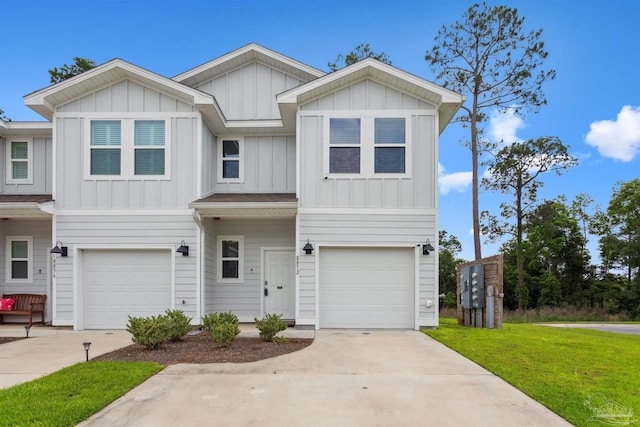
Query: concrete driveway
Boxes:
[
  {"xmin": 80, "ymin": 330, "xmax": 571, "ymax": 427},
  {"xmin": 539, "ymin": 323, "xmax": 640, "ymax": 335}
]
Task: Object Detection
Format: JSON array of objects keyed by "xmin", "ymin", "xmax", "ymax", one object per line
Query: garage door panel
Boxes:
[
  {"xmin": 83, "ymin": 250, "xmax": 171, "ymax": 329},
  {"xmin": 320, "ymin": 247, "xmax": 414, "ymax": 329}
]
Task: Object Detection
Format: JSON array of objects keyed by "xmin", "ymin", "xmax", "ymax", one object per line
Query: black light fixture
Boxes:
[
  {"xmin": 303, "ymin": 239, "xmax": 314, "ymax": 255},
  {"xmin": 50, "ymin": 241, "xmax": 68, "ymax": 257},
  {"xmin": 422, "ymin": 239, "xmax": 435, "ymax": 255},
  {"xmin": 24, "ymin": 325, "xmax": 31, "ymax": 338},
  {"xmin": 176, "ymin": 240, "xmax": 189, "ymax": 256},
  {"xmin": 83, "ymin": 342, "xmax": 91, "ymax": 362}
]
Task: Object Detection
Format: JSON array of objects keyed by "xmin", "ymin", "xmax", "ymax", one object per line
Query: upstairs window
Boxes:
[
  {"xmin": 217, "ymin": 236, "xmax": 244, "ymax": 282},
  {"xmin": 329, "ymin": 118, "xmax": 361, "ymax": 174},
  {"xmin": 6, "ymin": 139, "xmax": 33, "ymax": 184},
  {"xmin": 217, "ymin": 137, "xmax": 243, "ymax": 182},
  {"xmin": 325, "ymin": 115, "xmax": 410, "ymax": 177},
  {"xmin": 90, "ymin": 121, "xmax": 121, "ymax": 175},
  {"xmin": 6, "ymin": 236, "xmax": 32, "ymax": 283},
  {"xmin": 135, "ymin": 120, "xmax": 165, "ymax": 175},
  {"xmin": 374, "ymin": 118, "xmax": 406, "ymax": 173},
  {"xmin": 86, "ymin": 118, "xmax": 170, "ymax": 180}
]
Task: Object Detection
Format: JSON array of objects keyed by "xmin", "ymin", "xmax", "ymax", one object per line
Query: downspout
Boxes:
[{"xmin": 191, "ymin": 208, "xmax": 204, "ymax": 324}]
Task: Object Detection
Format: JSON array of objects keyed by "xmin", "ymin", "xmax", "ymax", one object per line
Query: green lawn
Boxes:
[
  {"xmin": 424, "ymin": 319, "xmax": 640, "ymax": 426},
  {"xmin": 0, "ymin": 361, "xmax": 162, "ymax": 427}
]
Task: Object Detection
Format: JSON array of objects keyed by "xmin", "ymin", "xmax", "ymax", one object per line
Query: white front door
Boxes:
[{"xmin": 264, "ymin": 250, "xmax": 295, "ymax": 320}]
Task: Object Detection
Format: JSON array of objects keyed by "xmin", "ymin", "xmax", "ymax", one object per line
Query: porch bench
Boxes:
[{"xmin": 0, "ymin": 294, "xmax": 46, "ymax": 327}]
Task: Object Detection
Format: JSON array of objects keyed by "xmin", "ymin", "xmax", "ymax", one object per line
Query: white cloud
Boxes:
[
  {"xmin": 488, "ymin": 108, "xmax": 525, "ymax": 144},
  {"xmin": 585, "ymin": 105, "xmax": 640, "ymax": 161},
  {"xmin": 439, "ymin": 162, "xmax": 472, "ymax": 195}
]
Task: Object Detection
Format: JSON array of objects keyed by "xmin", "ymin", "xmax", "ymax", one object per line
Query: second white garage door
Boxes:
[
  {"xmin": 83, "ymin": 249, "xmax": 172, "ymax": 329},
  {"xmin": 319, "ymin": 247, "xmax": 414, "ymax": 329}
]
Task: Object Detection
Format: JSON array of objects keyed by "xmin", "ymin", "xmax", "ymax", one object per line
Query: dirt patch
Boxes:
[
  {"xmin": 93, "ymin": 332, "xmax": 313, "ymax": 366},
  {"xmin": 0, "ymin": 337, "xmax": 25, "ymax": 345}
]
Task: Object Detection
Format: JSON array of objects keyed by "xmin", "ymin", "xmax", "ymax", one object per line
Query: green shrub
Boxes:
[
  {"xmin": 164, "ymin": 309, "xmax": 193, "ymax": 342},
  {"xmin": 209, "ymin": 322, "xmax": 240, "ymax": 348},
  {"xmin": 255, "ymin": 313, "xmax": 287, "ymax": 342},
  {"xmin": 202, "ymin": 311, "xmax": 240, "ymax": 347},
  {"xmin": 126, "ymin": 315, "xmax": 171, "ymax": 349}
]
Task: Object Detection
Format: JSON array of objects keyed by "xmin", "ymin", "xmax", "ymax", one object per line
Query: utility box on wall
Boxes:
[
  {"xmin": 456, "ymin": 255, "xmax": 503, "ymax": 329},
  {"xmin": 460, "ymin": 264, "xmax": 485, "ymax": 309}
]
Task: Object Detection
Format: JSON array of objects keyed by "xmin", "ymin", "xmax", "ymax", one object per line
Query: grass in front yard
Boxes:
[
  {"xmin": 425, "ymin": 319, "xmax": 640, "ymax": 427},
  {"xmin": 0, "ymin": 361, "xmax": 162, "ymax": 426}
]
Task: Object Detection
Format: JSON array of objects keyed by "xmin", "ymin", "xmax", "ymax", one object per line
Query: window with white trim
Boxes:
[
  {"xmin": 6, "ymin": 236, "xmax": 33, "ymax": 283},
  {"xmin": 217, "ymin": 236, "xmax": 244, "ymax": 282},
  {"xmin": 134, "ymin": 120, "xmax": 165, "ymax": 175},
  {"xmin": 91, "ymin": 121, "xmax": 121, "ymax": 175},
  {"xmin": 217, "ymin": 137, "xmax": 243, "ymax": 182},
  {"xmin": 86, "ymin": 119, "xmax": 170, "ymax": 179},
  {"xmin": 6, "ymin": 139, "xmax": 33, "ymax": 184},
  {"xmin": 374, "ymin": 118, "xmax": 406, "ymax": 173},
  {"xmin": 325, "ymin": 115, "xmax": 409, "ymax": 177},
  {"xmin": 329, "ymin": 118, "xmax": 361, "ymax": 174}
]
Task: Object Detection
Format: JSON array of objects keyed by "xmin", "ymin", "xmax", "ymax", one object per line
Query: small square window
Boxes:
[
  {"xmin": 6, "ymin": 140, "xmax": 32, "ymax": 183},
  {"xmin": 217, "ymin": 236, "xmax": 244, "ymax": 282},
  {"xmin": 6, "ymin": 237, "xmax": 32, "ymax": 283},
  {"xmin": 218, "ymin": 138, "xmax": 243, "ymax": 182}
]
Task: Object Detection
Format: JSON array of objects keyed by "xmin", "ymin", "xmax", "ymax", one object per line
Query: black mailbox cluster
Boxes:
[{"xmin": 460, "ymin": 264, "xmax": 485, "ymax": 309}]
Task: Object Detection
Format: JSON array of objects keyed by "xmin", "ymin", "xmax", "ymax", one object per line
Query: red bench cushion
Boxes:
[{"xmin": 0, "ymin": 298, "xmax": 16, "ymax": 311}]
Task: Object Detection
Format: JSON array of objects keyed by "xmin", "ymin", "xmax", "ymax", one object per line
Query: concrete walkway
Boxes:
[
  {"xmin": 0, "ymin": 325, "xmax": 133, "ymax": 388},
  {"xmin": 79, "ymin": 330, "xmax": 572, "ymax": 427}
]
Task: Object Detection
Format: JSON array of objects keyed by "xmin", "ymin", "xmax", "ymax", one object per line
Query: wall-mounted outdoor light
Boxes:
[
  {"xmin": 303, "ymin": 239, "xmax": 314, "ymax": 255},
  {"xmin": 83, "ymin": 342, "xmax": 91, "ymax": 362},
  {"xmin": 422, "ymin": 239, "xmax": 435, "ymax": 255},
  {"xmin": 176, "ymin": 240, "xmax": 189, "ymax": 256},
  {"xmin": 50, "ymin": 241, "xmax": 68, "ymax": 257},
  {"xmin": 24, "ymin": 325, "xmax": 31, "ymax": 338}
]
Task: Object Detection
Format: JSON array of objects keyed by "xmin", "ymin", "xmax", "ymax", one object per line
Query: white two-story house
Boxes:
[{"xmin": 0, "ymin": 44, "xmax": 463, "ymax": 330}]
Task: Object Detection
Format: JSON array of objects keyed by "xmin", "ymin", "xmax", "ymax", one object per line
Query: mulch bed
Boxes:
[{"xmin": 93, "ymin": 332, "xmax": 313, "ymax": 366}]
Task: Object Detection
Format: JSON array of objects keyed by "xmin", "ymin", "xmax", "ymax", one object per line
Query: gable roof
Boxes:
[
  {"xmin": 173, "ymin": 43, "xmax": 325, "ymax": 88},
  {"xmin": 23, "ymin": 59, "xmax": 216, "ymax": 121},
  {"xmin": 277, "ymin": 58, "xmax": 465, "ymax": 134}
]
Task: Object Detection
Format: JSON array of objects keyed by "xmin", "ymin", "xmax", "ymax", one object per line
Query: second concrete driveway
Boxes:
[{"xmin": 81, "ymin": 330, "xmax": 571, "ymax": 427}]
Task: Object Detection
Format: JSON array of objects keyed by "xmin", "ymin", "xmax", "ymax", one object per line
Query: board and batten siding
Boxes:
[
  {"xmin": 201, "ymin": 125, "xmax": 217, "ymax": 197},
  {"xmin": 298, "ymin": 114, "xmax": 436, "ymax": 209},
  {"xmin": 0, "ymin": 136, "xmax": 53, "ymax": 194},
  {"xmin": 205, "ymin": 218, "xmax": 295, "ymax": 321},
  {"xmin": 297, "ymin": 212, "xmax": 438, "ymax": 327},
  {"xmin": 56, "ymin": 80, "xmax": 196, "ymax": 114},
  {"xmin": 52, "ymin": 214, "xmax": 198, "ymax": 325},
  {"xmin": 1, "ymin": 219, "xmax": 52, "ymax": 321},
  {"xmin": 213, "ymin": 135, "xmax": 296, "ymax": 194},
  {"xmin": 300, "ymin": 80, "xmax": 434, "ymax": 111},
  {"xmin": 54, "ymin": 115, "xmax": 199, "ymax": 209},
  {"xmin": 196, "ymin": 62, "xmax": 305, "ymax": 121}
]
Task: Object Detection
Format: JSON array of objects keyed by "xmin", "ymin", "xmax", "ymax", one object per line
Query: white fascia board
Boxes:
[
  {"xmin": 189, "ymin": 201, "xmax": 298, "ymax": 210},
  {"xmin": 24, "ymin": 59, "xmax": 215, "ymax": 118},
  {"xmin": 0, "ymin": 121, "xmax": 53, "ymax": 137},
  {"xmin": 277, "ymin": 58, "xmax": 464, "ymax": 107}
]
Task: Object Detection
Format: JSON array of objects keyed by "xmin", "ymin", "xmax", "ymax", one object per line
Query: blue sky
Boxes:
[{"xmin": 2, "ymin": 0, "xmax": 639, "ymax": 262}]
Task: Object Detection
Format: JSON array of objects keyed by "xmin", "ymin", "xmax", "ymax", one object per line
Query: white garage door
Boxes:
[
  {"xmin": 320, "ymin": 247, "xmax": 414, "ymax": 329},
  {"xmin": 83, "ymin": 249, "xmax": 171, "ymax": 329}
]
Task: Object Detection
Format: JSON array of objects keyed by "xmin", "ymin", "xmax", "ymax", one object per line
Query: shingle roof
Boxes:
[
  {"xmin": 0, "ymin": 194, "xmax": 53, "ymax": 203},
  {"xmin": 192, "ymin": 193, "xmax": 297, "ymax": 204}
]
